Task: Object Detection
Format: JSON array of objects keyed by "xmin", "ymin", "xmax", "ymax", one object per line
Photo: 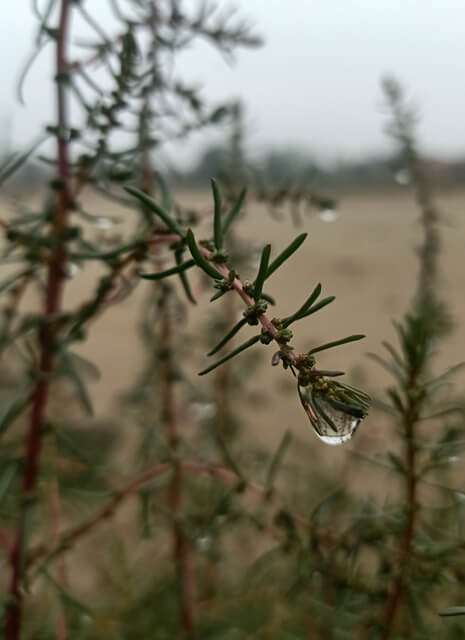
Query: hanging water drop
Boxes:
[
  {"xmin": 394, "ymin": 168, "xmax": 411, "ymax": 185},
  {"xmin": 65, "ymin": 262, "xmax": 81, "ymax": 279},
  {"xmin": 319, "ymin": 208, "xmax": 339, "ymax": 223},
  {"xmin": 196, "ymin": 535, "xmax": 212, "ymax": 552},
  {"xmin": 298, "ymin": 380, "xmax": 370, "ymax": 446},
  {"xmin": 94, "ymin": 216, "xmax": 115, "ymax": 230},
  {"xmin": 191, "ymin": 402, "xmax": 216, "ymax": 420}
]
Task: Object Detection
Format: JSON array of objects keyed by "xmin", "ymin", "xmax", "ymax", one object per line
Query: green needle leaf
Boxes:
[
  {"xmin": 260, "ymin": 292, "xmax": 276, "ymax": 305},
  {"xmin": 41, "ymin": 568, "xmax": 94, "ymax": 617},
  {"xmin": 265, "ymin": 430, "xmax": 292, "ymax": 495},
  {"xmin": 17, "ymin": 38, "xmax": 50, "ymax": 105},
  {"xmin": 282, "ymin": 283, "xmax": 322, "ymax": 327},
  {"xmin": 254, "ymin": 244, "xmax": 271, "ymax": 301},
  {"xmin": 439, "ymin": 607, "xmax": 465, "ymax": 617},
  {"xmin": 222, "ymin": 187, "xmax": 247, "ymax": 234},
  {"xmin": 0, "ymin": 462, "xmax": 17, "ymax": 507},
  {"xmin": 61, "ymin": 350, "xmax": 94, "ymax": 416},
  {"xmin": 199, "ymin": 335, "xmax": 261, "ymax": 376},
  {"xmin": 0, "ymin": 381, "xmax": 31, "ymax": 437},
  {"xmin": 308, "ymin": 334, "xmax": 365, "ymax": 355},
  {"xmin": 367, "ymin": 352, "xmax": 406, "ymax": 385},
  {"xmin": 124, "ymin": 186, "xmax": 184, "ymax": 236},
  {"xmin": 210, "ymin": 289, "xmax": 227, "ymax": 302},
  {"xmin": 211, "ymin": 178, "xmax": 223, "ymax": 250},
  {"xmin": 266, "ymin": 233, "xmax": 307, "ymax": 279},
  {"xmin": 175, "ymin": 248, "xmax": 196, "ymax": 304},
  {"xmin": 140, "ymin": 259, "xmax": 196, "ymax": 280},
  {"xmin": 0, "ymin": 269, "xmax": 31, "ymax": 294},
  {"xmin": 186, "ymin": 229, "xmax": 223, "ymax": 280},
  {"xmin": 0, "ymin": 135, "xmax": 48, "ymax": 186},
  {"xmin": 207, "ymin": 317, "xmax": 248, "ymax": 356},
  {"xmin": 298, "ymin": 296, "xmax": 335, "ymax": 320},
  {"xmin": 424, "ymin": 362, "xmax": 465, "ymax": 388}
]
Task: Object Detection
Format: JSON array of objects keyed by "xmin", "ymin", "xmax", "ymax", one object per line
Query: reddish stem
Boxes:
[
  {"xmin": 160, "ymin": 292, "xmax": 196, "ymax": 638},
  {"xmin": 4, "ymin": 3, "xmax": 72, "ymax": 638},
  {"xmin": 200, "ymin": 248, "xmax": 279, "ymax": 339},
  {"xmin": 381, "ymin": 404, "xmax": 417, "ymax": 638}
]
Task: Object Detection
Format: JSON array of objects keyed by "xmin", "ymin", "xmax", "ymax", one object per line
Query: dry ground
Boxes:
[{"xmin": 3, "ymin": 186, "xmax": 465, "ymax": 492}]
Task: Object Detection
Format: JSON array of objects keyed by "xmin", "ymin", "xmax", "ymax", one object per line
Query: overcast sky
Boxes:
[{"xmin": 1, "ymin": 1, "xmax": 464, "ymax": 167}]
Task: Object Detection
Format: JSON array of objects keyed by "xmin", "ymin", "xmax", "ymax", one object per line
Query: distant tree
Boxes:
[{"xmin": 190, "ymin": 144, "xmax": 228, "ymax": 183}]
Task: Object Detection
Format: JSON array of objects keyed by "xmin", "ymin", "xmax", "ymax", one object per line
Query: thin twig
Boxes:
[{"xmin": 28, "ymin": 460, "xmax": 315, "ymax": 572}]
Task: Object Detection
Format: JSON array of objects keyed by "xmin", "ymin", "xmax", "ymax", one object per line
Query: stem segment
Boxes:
[
  {"xmin": 5, "ymin": 3, "xmax": 72, "ymax": 637},
  {"xmin": 381, "ymin": 386, "xmax": 418, "ymax": 639},
  {"xmin": 160, "ymin": 289, "xmax": 196, "ymax": 638}
]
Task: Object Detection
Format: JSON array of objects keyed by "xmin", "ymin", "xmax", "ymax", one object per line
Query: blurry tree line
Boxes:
[
  {"xmin": 175, "ymin": 145, "xmax": 465, "ymax": 190},
  {"xmin": 5, "ymin": 140, "xmax": 465, "ymax": 194}
]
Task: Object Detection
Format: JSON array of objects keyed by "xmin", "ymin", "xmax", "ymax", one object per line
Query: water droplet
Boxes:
[
  {"xmin": 318, "ymin": 208, "xmax": 339, "ymax": 223},
  {"xmin": 65, "ymin": 262, "xmax": 80, "ymax": 279},
  {"xmin": 196, "ymin": 535, "xmax": 212, "ymax": 552},
  {"xmin": 315, "ymin": 419, "xmax": 360, "ymax": 445},
  {"xmin": 191, "ymin": 402, "xmax": 216, "ymax": 421},
  {"xmin": 94, "ymin": 217, "xmax": 115, "ymax": 230},
  {"xmin": 298, "ymin": 383, "xmax": 367, "ymax": 446},
  {"xmin": 394, "ymin": 168, "xmax": 411, "ymax": 185}
]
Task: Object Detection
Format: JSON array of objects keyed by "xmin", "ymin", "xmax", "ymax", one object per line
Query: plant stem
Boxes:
[
  {"xmin": 4, "ymin": 3, "xmax": 72, "ymax": 637},
  {"xmin": 48, "ymin": 446, "xmax": 68, "ymax": 640},
  {"xmin": 381, "ymin": 388, "xmax": 418, "ymax": 639},
  {"xmin": 160, "ymin": 288, "xmax": 196, "ymax": 638}
]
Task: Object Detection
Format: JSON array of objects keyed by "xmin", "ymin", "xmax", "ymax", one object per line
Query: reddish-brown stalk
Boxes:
[
  {"xmin": 381, "ymin": 395, "xmax": 418, "ymax": 638},
  {"xmin": 4, "ymin": 3, "xmax": 72, "ymax": 637},
  {"xmin": 160, "ymin": 296, "xmax": 196, "ymax": 637},
  {"xmin": 0, "ymin": 525, "xmax": 12, "ymax": 553},
  {"xmin": 48, "ymin": 473, "xmax": 68, "ymax": 640},
  {"xmin": 136, "ymin": 54, "xmax": 196, "ymax": 631}
]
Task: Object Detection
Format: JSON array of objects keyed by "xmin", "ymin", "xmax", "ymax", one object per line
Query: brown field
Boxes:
[{"xmin": 4, "ymin": 187, "xmax": 465, "ymax": 490}]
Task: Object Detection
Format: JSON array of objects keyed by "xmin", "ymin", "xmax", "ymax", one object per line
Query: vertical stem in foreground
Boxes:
[
  {"xmin": 160, "ymin": 288, "xmax": 196, "ymax": 637},
  {"xmin": 381, "ymin": 396, "xmax": 417, "ymax": 640},
  {"xmin": 380, "ymin": 76, "xmax": 444, "ymax": 638},
  {"xmin": 48, "ymin": 451, "xmax": 69, "ymax": 640},
  {"xmin": 135, "ymin": 26, "xmax": 196, "ymax": 625},
  {"xmin": 4, "ymin": 3, "xmax": 72, "ymax": 638}
]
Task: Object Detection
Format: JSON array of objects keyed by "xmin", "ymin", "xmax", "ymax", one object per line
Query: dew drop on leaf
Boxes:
[{"xmin": 318, "ymin": 208, "xmax": 339, "ymax": 223}]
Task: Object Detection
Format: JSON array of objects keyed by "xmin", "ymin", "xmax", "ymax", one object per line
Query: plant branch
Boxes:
[
  {"xmin": 5, "ymin": 3, "xmax": 72, "ymax": 637},
  {"xmin": 381, "ymin": 391, "xmax": 418, "ymax": 639},
  {"xmin": 160, "ymin": 287, "xmax": 196, "ymax": 638},
  {"xmin": 28, "ymin": 460, "xmax": 316, "ymax": 572}
]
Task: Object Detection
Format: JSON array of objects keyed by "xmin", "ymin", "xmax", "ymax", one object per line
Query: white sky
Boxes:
[{"xmin": 1, "ymin": 1, "xmax": 465, "ymax": 167}]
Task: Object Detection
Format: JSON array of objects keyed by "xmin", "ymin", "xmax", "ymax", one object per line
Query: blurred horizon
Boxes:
[{"xmin": 1, "ymin": 1, "xmax": 465, "ymax": 170}]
